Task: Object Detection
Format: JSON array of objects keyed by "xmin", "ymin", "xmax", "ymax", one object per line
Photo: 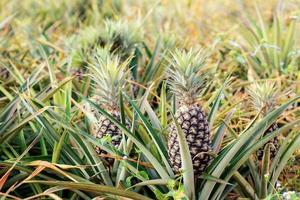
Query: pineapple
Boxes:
[
  {"xmin": 85, "ymin": 51, "xmax": 131, "ymax": 164},
  {"xmin": 247, "ymin": 81, "xmax": 280, "ymax": 160},
  {"xmin": 167, "ymin": 49, "xmax": 212, "ymax": 177}
]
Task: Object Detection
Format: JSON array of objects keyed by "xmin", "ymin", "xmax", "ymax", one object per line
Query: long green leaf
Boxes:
[
  {"xmin": 24, "ymin": 181, "xmax": 151, "ymax": 200},
  {"xmin": 171, "ymin": 112, "xmax": 195, "ymax": 200}
]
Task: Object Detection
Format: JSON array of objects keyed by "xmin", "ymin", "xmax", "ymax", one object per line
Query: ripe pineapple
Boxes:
[
  {"xmin": 167, "ymin": 49, "xmax": 212, "ymax": 177},
  {"xmin": 85, "ymin": 52, "xmax": 131, "ymax": 164},
  {"xmin": 247, "ymin": 82, "xmax": 280, "ymax": 160}
]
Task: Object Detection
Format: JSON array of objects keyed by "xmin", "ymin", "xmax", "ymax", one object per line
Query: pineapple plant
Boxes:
[
  {"xmin": 167, "ymin": 49, "xmax": 212, "ymax": 178},
  {"xmin": 247, "ymin": 81, "xmax": 280, "ymax": 160},
  {"xmin": 85, "ymin": 51, "xmax": 131, "ymax": 164},
  {"xmin": 66, "ymin": 19, "xmax": 143, "ymax": 80}
]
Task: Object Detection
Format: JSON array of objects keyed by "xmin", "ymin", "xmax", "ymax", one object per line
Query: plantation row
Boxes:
[{"xmin": 0, "ymin": 1, "xmax": 299, "ymax": 199}]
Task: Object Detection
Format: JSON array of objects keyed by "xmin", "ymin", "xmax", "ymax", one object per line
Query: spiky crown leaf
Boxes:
[
  {"xmin": 167, "ymin": 48, "xmax": 208, "ymax": 105},
  {"xmin": 88, "ymin": 50, "xmax": 130, "ymax": 110},
  {"xmin": 247, "ymin": 81, "xmax": 279, "ymax": 115}
]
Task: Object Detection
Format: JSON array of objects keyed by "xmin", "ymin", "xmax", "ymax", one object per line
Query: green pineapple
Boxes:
[
  {"xmin": 167, "ymin": 49, "xmax": 212, "ymax": 177},
  {"xmin": 85, "ymin": 52, "xmax": 131, "ymax": 164},
  {"xmin": 247, "ymin": 81, "xmax": 280, "ymax": 160}
]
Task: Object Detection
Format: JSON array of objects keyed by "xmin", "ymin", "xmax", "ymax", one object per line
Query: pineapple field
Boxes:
[{"xmin": 1, "ymin": 0, "xmax": 300, "ymax": 199}]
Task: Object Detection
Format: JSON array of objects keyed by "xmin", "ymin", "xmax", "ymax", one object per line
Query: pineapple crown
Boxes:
[
  {"xmin": 68, "ymin": 19, "xmax": 143, "ymax": 67},
  {"xmin": 247, "ymin": 81, "xmax": 279, "ymax": 116},
  {"xmin": 160, "ymin": 32, "xmax": 178, "ymax": 50},
  {"xmin": 66, "ymin": 26, "xmax": 100, "ymax": 68},
  {"xmin": 102, "ymin": 19, "xmax": 143, "ymax": 50},
  {"xmin": 167, "ymin": 48, "xmax": 209, "ymax": 105},
  {"xmin": 66, "ymin": 26, "xmax": 99, "ymax": 52},
  {"xmin": 88, "ymin": 49, "xmax": 131, "ymax": 110},
  {"xmin": 77, "ymin": 26, "xmax": 100, "ymax": 49}
]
